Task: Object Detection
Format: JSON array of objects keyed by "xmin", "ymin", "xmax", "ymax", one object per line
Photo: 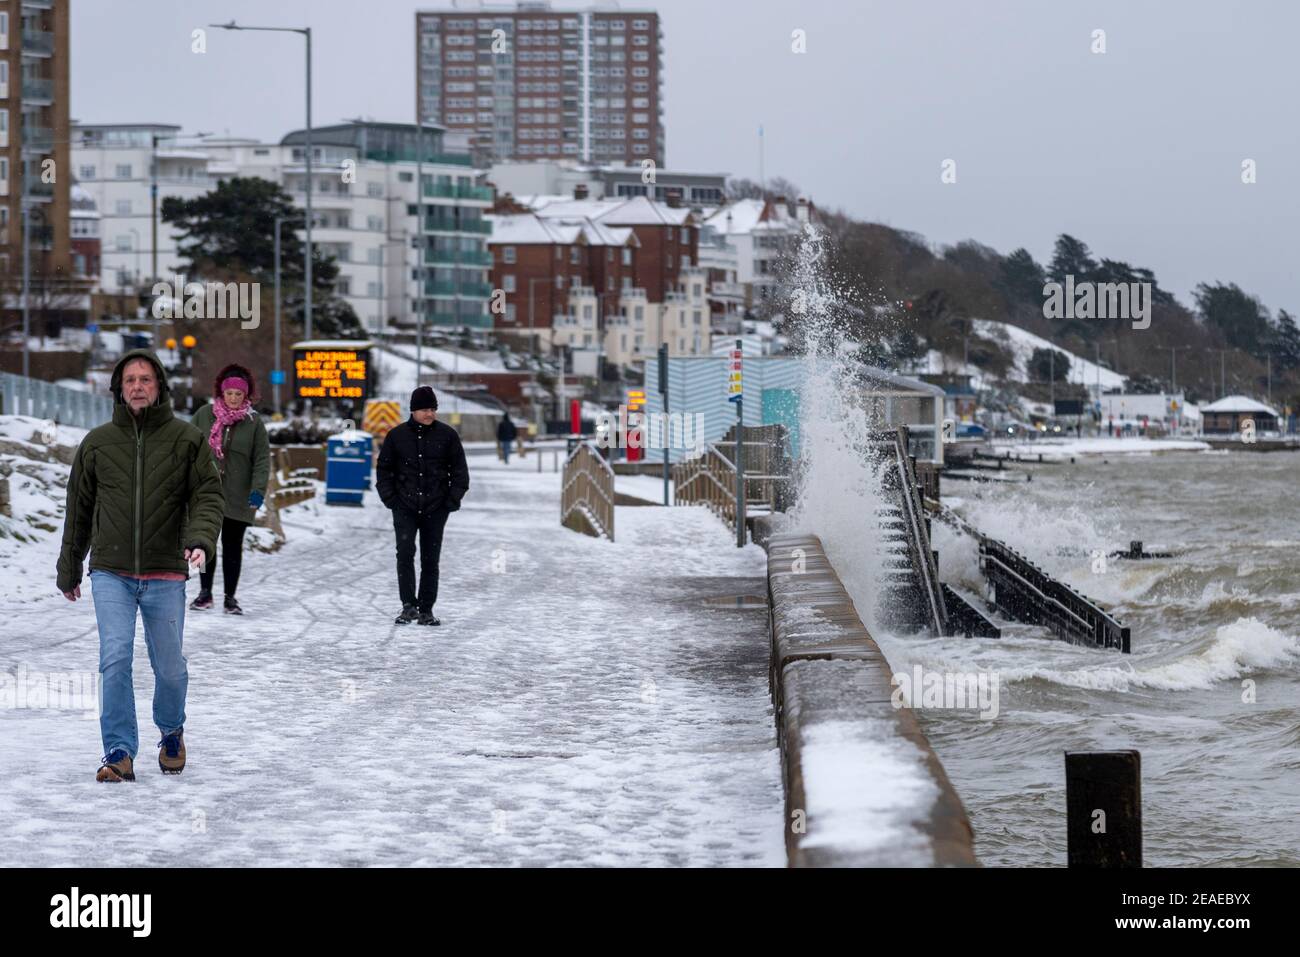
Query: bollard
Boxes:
[
  {"xmin": 1065, "ymin": 750, "xmax": 1142, "ymax": 867},
  {"xmin": 537, "ymin": 449, "xmax": 541, "ymax": 473}
]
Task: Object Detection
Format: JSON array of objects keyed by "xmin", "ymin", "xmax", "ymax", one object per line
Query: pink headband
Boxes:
[{"xmin": 221, "ymin": 377, "xmax": 249, "ymax": 394}]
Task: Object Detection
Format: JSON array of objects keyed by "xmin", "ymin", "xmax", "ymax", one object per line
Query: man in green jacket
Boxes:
[{"xmin": 56, "ymin": 349, "xmax": 225, "ymax": 782}]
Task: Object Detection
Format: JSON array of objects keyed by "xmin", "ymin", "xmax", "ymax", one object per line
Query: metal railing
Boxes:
[
  {"xmin": 561, "ymin": 441, "xmax": 615, "ymax": 540},
  {"xmin": 720, "ymin": 422, "xmax": 795, "ymax": 512},
  {"xmin": 885, "ymin": 425, "xmax": 948, "ymax": 637},
  {"xmin": 0, "ymin": 373, "xmax": 113, "ymax": 430}
]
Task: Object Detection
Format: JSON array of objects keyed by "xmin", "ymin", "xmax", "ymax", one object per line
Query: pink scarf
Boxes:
[{"xmin": 209, "ymin": 399, "xmax": 252, "ymax": 461}]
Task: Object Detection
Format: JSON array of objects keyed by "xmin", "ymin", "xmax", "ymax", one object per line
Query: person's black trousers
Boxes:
[
  {"xmin": 392, "ymin": 505, "xmax": 450, "ymax": 612},
  {"xmin": 199, "ymin": 517, "xmax": 252, "ymax": 597}
]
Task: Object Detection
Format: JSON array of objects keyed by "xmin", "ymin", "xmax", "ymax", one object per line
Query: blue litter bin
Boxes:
[{"xmin": 325, "ymin": 431, "xmax": 373, "ymax": 506}]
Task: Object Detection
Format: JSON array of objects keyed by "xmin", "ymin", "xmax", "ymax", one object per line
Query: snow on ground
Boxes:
[
  {"xmin": 615, "ymin": 474, "xmax": 675, "ymax": 503},
  {"xmin": 991, "ymin": 436, "xmax": 1211, "ymax": 459},
  {"xmin": 371, "ymin": 347, "xmax": 502, "ymax": 414},
  {"xmin": 965, "ymin": 320, "xmax": 1127, "ymax": 391},
  {"xmin": 0, "ymin": 444, "xmax": 785, "ymax": 866},
  {"xmin": 382, "ymin": 341, "xmax": 503, "ymax": 374}
]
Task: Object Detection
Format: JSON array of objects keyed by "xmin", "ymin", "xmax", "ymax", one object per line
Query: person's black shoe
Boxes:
[
  {"xmin": 190, "ymin": 590, "xmax": 214, "ymax": 610},
  {"xmin": 223, "ymin": 596, "xmax": 243, "ymax": 615},
  {"xmin": 395, "ymin": 604, "xmax": 418, "ymax": 625},
  {"xmin": 417, "ymin": 611, "xmax": 441, "ymax": 626}
]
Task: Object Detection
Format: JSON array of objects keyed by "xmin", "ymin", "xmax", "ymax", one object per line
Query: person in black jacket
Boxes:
[{"xmin": 375, "ymin": 386, "xmax": 470, "ymax": 626}]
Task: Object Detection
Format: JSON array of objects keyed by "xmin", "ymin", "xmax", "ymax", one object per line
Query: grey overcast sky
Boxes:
[{"xmin": 73, "ymin": 0, "xmax": 1299, "ymax": 315}]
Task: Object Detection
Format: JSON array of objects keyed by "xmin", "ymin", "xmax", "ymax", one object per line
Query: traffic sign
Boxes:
[{"xmin": 269, "ymin": 369, "xmax": 286, "ymax": 385}]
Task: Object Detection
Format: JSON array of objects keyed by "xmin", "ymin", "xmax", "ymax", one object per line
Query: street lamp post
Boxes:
[
  {"xmin": 211, "ymin": 21, "xmax": 312, "ymax": 339},
  {"xmin": 274, "ymin": 215, "xmax": 284, "ymax": 415}
]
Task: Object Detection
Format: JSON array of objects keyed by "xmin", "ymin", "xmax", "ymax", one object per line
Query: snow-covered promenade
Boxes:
[{"xmin": 0, "ymin": 450, "xmax": 785, "ymax": 866}]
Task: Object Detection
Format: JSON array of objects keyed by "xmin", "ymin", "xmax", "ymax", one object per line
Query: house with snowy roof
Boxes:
[{"xmin": 1200, "ymin": 395, "xmax": 1280, "ymax": 435}]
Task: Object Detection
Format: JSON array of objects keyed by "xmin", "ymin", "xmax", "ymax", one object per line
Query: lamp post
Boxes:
[
  {"xmin": 210, "ymin": 21, "xmax": 312, "ymax": 339},
  {"xmin": 274, "ymin": 215, "xmax": 284, "ymax": 415}
]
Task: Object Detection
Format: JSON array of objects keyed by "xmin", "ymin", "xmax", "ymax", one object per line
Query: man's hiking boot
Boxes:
[
  {"xmin": 395, "ymin": 604, "xmax": 418, "ymax": 625},
  {"xmin": 158, "ymin": 730, "xmax": 186, "ymax": 774},
  {"xmin": 97, "ymin": 749, "xmax": 135, "ymax": 783},
  {"xmin": 418, "ymin": 611, "xmax": 441, "ymax": 626}
]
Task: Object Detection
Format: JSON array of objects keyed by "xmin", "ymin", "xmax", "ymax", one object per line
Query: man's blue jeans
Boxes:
[
  {"xmin": 90, "ymin": 570, "xmax": 188, "ymax": 760},
  {"xmin": 501, "ymin": 440, "xmax": 512, "ymax": 463}
]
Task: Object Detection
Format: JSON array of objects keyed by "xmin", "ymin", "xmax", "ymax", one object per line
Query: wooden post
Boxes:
[{"xmin": 1066, "ymin": 750, "xmax": 1142, "ymax": 867}]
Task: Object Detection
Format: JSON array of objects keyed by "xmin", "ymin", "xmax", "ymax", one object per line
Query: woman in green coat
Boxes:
[{"xmin": 189, "ymin": 363, "xmax": 270, "ymax": 614}]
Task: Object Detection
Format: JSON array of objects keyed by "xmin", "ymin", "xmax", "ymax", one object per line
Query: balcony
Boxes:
[
  {"xmin": 21, "ymin": 30, "xmax": 54, "ymax": 57},
  {"xmin": 22, "ymin": 0, "xmax": 55, "ymax": 9},
  {"xmin": 21, "ymin": 125, "xmax": 53, "ymax": 153},
  {"xmin": 423, "ymin": 248, "xmax": 492, "ymax": 267},
  {"xmin": 423, "ymin": 182, "xmax": 494, "ymax": 201},
  {"xmin": 22, "ymin": 76, "xmax": 53, "ymax": 104},
  {"xmin": 424, "ymin": 216, "xmax": 491, "ymax": 234},
  {"xmin": 458, "ymin": 282, "xmax": 493, "ymax": 298},
  {"xmin": 24, "ymin": 175, "xmax": 53, "ymax": 201}
]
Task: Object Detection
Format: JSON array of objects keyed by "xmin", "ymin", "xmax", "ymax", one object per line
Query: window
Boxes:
[
  {"xmin": 681, "ymin": 227, "xmax": 689, "ymax": 243},
  {"xmin": 502, "ymin": 274, "xmax": 516, "ymax": 292},
  {"xmin": 115, "ymin": 199, "xmax": 131, "ymax": 216},
  {"xmin": 622, "ymin": 248, "xmax": 632, "ymax": 265},
  {"xmin": 569, "ymin": 247, "xmax": 579, "ymax": 263},
  {"xmin": 555, "ymin": 274, "xmax": 564, "ymax": 289},
  {"xmin": 367, "ymin": 182, "xmax": 384, "ymax": 197},
  {"xmin": 115, "ymin": 164, "xmax": 132, "ymax": 179},
  {"xmin": 398, "ymin": 171, "xmax": 413, "ymax": 182},
  {"xmin": 78, "ymin": 164, "xmax": 95, "ymax": 180},
  {"xmin": 502, "ymin": 245, "xmax": 516, "ymax": 264},
  {"xmin": 681, "ymin": 255, "xmax": 690, "ymax": 270},
  {"xmin": 115, "ymin": 235, "xmax": 132, "ymax": 251}
]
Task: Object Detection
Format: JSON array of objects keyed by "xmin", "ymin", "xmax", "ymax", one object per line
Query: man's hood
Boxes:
[{"xmin": 110, "ymin": 349, "xmax": 171, "ymax": 406}]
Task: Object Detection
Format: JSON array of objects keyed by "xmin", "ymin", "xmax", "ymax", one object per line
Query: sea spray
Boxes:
[{"xmin": 784, "ymin": 223, "xmax": 906, "ymax": 635}]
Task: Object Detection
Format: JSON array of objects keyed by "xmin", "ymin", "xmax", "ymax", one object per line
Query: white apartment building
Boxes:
[
  {"xmin": 71, "ymin": 123, "xmax": 213, "ymax": 292},
  {"xmin": 72, "ymin": 121, "xmax": 494, "ymax": 335}
]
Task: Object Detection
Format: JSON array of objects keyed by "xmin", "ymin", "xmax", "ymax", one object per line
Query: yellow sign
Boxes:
[
  {"xmin": 363, "ymin": 400, "xmax": 401, "ymax": 439},
  {"xmin": 294, "ymin": 347, "xmax": 371, "ymax": 400}
]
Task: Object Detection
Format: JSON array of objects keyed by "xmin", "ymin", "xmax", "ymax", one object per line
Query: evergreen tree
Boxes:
[
  {"xmin": 1193, "ymin": 282, "xmax": 1270, "ymax": 356},
  {"xmin": 997, "ymin": 248, "xmax": 1047, "ymax": 305},
  {"xmin": 1048, "ymin": 234, "xmax": 1098, "ymax": 283},
  {"xmin": 161, "ymin": 177, "xmax": 364, "ymax": 339}
]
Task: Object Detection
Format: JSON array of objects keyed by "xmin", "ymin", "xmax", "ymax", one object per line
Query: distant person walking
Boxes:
[
  {"xmin": 497, "ymin": 413, "xmax": 518, "ymax": 464},
  {"xmin": 376, "ymin": 387, "xmax": 470, "ymax": 626},
  {"xmin": 189, "ymin": 363, "xmax": 270, "ymax": 615},
  {"xmin": 56, "ymin": 350, "xmax": 225, "ymax": 782}
]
